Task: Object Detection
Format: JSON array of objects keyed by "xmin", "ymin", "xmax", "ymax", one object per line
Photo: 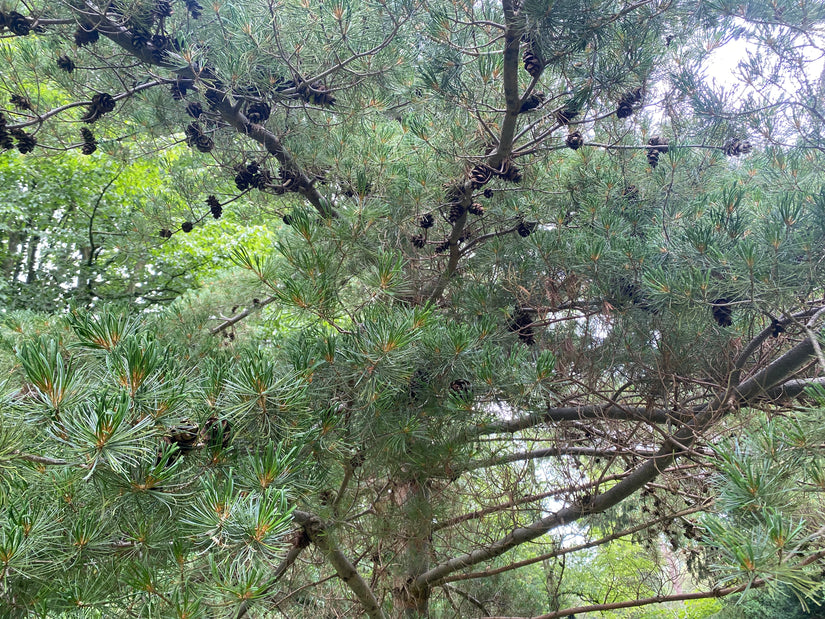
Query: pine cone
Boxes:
[
  {"xmin": 10, "ymin": 128, "xmax": 36, "ymax": 154},
  {"xmin": 619, "ymin": 87, "xmax": 643, "ymax": 107},
  {"xmin": 516, "ymin": 221, "xmax": 537, "ymax": 237},
  {"xmin": 646, "ymin": 136, "xmax": 668, "ymax": 168},
  {"xmin": 616, "ymin": 88, "xmax": 643, "ymax": 118},
  {"xmin": 448, "ymin": 203, "xmax": 466, "ymax": 223},
  {"xmin": 57, "ymin": 55, "xmax": 75, "ymax": 72},
  {"xmin": 770, "ymin": 318, "xmax": 784, "ymax": 338},
  {"xmin": 450, "ymin": 379, "xmax": 471, "ymax": 393},
  {"xmin": 181, "ymin": 221, "xmax": 194, "ymax": 233},
  {"xmin": 184, "ymin": 0, "xmax": 203, "ymax": 19},
  {"xmin": 711, "ymin": 298, "xmax": 732, "ymax": 327},
  {"xmin": 419, "ymin": 213, "xmax": 435, "ymax": 229},
  {"xmin": 647, "ymin": 136, "xmax": 669, "ymax": 153},
  {"xmin": 81, "ymin": 92, "xmax": 116, "ymax": 123},
  {"xmin": 496, "ymin": 159, "xmax": 522, "ymax": 184},
  {"xmin": 468, "ymin": 202, "xmax": 484, "ymax": 216},
  {"xmin": 522, "ymin": 49, "xmax": 543, "ymax": 78},
  {"xmin": 519, "ymin": 92, "xmax": 545, "ymax": 114},
  {"xmin": 186, "ymin": 101, "xmax": 203, "ymax": 119},
  {"xmin": 278, "ymin": 166, "xmax": 300, "ymax": 191},
  {"xmin": 435, "ymin": 239, "xmax": 451, "ymax": 254},
  {"xmin": 234, "ymin": 165, "xmax": 255, "ymax": 190},
  {"xmin": 207, "ymin": 195, "xmax": 222, "ymax": 219},
  {"xmin": 131, "ymin": 29, "xmax": 150, "ymax": 49},
  {"xmin": 10, "ymin": 94, "xmax": 31, "ymax": 110},
  {"xmin": 167, "ymin": 423, "xmax": 199, "ymax": 451},
  {"xmin": 555, "ymin": 103, "xmax": 579, "ymax": 125},
  {"xmin": 153, "ymin": 0, "xmax": 173, "ymax": 19},
  {"xmin": 297, "ymin": 81, "xmax": 336, "ymax": 106},
  {"xmin": 159, "ymin": 229, "xmax": 173, "ymax": 239},
  {"xmin": 469, "ymin": 164, "xmax": 493, "ymax": 189},
  {"xmin": 565, "ymin": 131, "xmax": 584, "ymax": 150},
  {"xmin": 74, "ymin": 24, "xmax": 99, "ymax": 47},
  {"xmin": 80, "ymin": 127, "xmax": 97, "ymax": 155},
  {"xmin": 7, "ymin": 11, "xmax": 30, "ymax": 36},
  {"xmin": 616, "ymin": 102, "xmax": 634, "ymax": 119},
  {"xmin": 722, "ymin": 138, "xmax": 752, "ymax": 157},
  {"xmin": 622, "ymin": 185, "xmax": 639, "ymax": 202},
  {"xmin": 410, "ymin": 234, "xmax": 426, "ymax": 248},
  {"xmin": 508, "ymin": 308, "xmax": 536, "ymax": 345},
  {"xmin": 203, "ymin": 417, "xmax": 231, "ymax": 450},
  {"xmin": 246, "ymin": 101, "xmax": 271, "ymax": 123},
  {"xmin": 483, "ymin": 188, "xmax": 494, "ymax": 199},
  {"xmin": 185, "ymin": 123, "xmax": 214, "ymax": 153}
]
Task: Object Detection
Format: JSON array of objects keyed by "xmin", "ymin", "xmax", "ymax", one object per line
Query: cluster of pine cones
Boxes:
[
  {"xmin": 235, "ymin": 161, "xmax": 272, "ymax": 191},
  {"xmin": 0, "ymin": 113, "xmax": 35, "ymax": 153},
  {"xmin": 0, "ymin": 10, "xmax": 33, "ymax": 36}
]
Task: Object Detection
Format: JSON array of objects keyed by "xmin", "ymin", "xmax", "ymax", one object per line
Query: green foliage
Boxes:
[{"xmin": 0, "ymin": 0, "xmax": 824, "ymax": 616}]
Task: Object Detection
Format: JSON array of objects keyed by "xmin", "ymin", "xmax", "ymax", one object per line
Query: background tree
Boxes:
[{"xmin": 1, "ymin": 0, "xmax": 825, "ymax": 617}]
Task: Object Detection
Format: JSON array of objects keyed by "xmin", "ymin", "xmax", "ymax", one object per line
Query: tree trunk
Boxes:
[{"xmin": 391, "ymin": 478, "xmax": 432, "ymax": 618}]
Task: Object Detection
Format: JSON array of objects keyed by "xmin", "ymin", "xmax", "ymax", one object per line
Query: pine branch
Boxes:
[
  {"xmin": 439, "ymin": 504, "xmax": 708, "ymax": 585},
  {"xmin": 293, "ymin": 511, "xmax": 386, "ymax": 619},
  {"xmin": 412, "ymin": 332, "xmax": 821, "ymax": 591}
]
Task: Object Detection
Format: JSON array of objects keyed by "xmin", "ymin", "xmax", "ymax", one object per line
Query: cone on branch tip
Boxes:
[
  {"xmin": 555, "ymin": 103, "xmax": 580, "ymax": 126},
  {"xmin": 181, "ymin": 221, "xmax": 194, "ymax": 233},
  {"xmin": 159, "ymin": 229, "xmax": 173, "ymax": 239},
  {"xmin": 297, "ymin": 81, "xmax": 336, "ymax": 107},
  {"xmin": 723, "ymin": 138, "xmax": 752, "ymax": 157},
  {"xmin": 186, "ymin": 101, "xmax": 203, "ymax": 119},
  {"xmin": 418, "ymin": 213, "xmax": 435, "ymax": 229},
  {"xmin": 184, "ymin": 0, "xmax": 203, "ymax": 19},
  {"xmin": 508, "ymin": 307, "xmax": 536, "ymax": 345},
  {"xmin": 566, "ymin": 131, "xmax": 584, "ymax": 150},
  {"xmin": 448, "ymin": 203, "xmax": 466, "ymax": 224},
  {"xmin": 622, "ymin": 185, "xmax": 639, "ymax": 202},
  {"xmin": 770, "ymin": 318, "xmax": 785, "ymax": 338},
  {"xmin": 483, "ymin": 188, "xmax": 494, "ymax": 199},
  {"xmin": 410, "ymin": 234, "xmax": 426, "ymax": 248},
  {"xmin": 468, "ymin": 202, "xmax": 484, "ymax": 216},
  {"xmin": 435, "ymin": 239, "xmax": 451, "ymax": 253},
  {"xmin": 711, "ymin": 298, "xmax": 733, "ymax": 327}
]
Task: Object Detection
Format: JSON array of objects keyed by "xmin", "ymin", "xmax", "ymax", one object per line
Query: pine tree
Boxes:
[{"xmin": 1, "ymin": 0, "xmax": 825, "ymax": 616}]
